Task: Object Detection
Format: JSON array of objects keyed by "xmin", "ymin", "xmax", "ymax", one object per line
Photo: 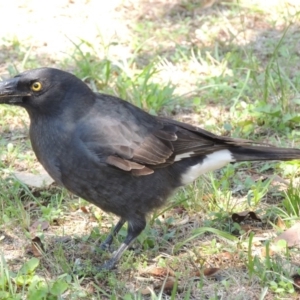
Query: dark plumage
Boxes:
[{"xmin": 0, "ymin": 67, "xmax": 300, "ymax": 270}]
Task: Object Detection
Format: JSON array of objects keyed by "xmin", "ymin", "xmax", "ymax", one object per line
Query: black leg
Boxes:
[
  {"xmin": 99, "ymin": 218, "xmax": 126, "ymax": 251},
  {"xmin": 98, "ymin": 215, "xmax": 146, "ymax": 271}
]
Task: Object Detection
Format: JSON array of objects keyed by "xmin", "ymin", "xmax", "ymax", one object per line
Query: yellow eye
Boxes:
[{"xmin": 31, "ymin": 81, "xmax": 42, "ymax": 92}]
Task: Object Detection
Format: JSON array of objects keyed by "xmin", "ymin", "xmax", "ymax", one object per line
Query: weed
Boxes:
[{"xmin": 1, "ymin": 1, "xmax": 300, "ymax": 299}]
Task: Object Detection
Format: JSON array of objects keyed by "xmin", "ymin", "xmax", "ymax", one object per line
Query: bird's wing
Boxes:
[
  {"xmin": 78, "ymin": 113, "xmax": 178, "ymax": 175},
  {"xmin": 78, "ymin": 96, "xmax": 262, "ymax": 176}
]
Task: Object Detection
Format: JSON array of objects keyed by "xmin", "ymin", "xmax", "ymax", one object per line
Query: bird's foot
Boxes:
[
  {"xmin": 72, "ymin": 258, "xmax": 117, "ymax": 276},
  {"xmin": 99, "ymin": 241, "xmax": 112, "ymax": 252},
  {"xmin": 93, "ymin": 258, "xmax": 118, "ymax": 273},
  {"xmin": 98, "ymin": 233, "xmax": 114, "ymax": 252},
  {"xmin": 94, "ymin": 243, "xmax": 130, "ymax": 272}
]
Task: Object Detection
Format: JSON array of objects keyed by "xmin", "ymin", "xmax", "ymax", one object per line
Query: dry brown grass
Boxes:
[{"xmin": 1, "ymin": 0, "xmax": 300, "ymax": 299}]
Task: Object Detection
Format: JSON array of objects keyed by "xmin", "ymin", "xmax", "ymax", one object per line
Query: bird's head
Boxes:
[{"xmin": 0, "ymin": 68, "xmax": 94, "ymax": 117}]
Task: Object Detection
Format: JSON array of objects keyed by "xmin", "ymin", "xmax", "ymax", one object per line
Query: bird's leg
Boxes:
[
  {"xmin": 98, "ymin": 216, "xmax": 146, "ymax": 271},
  {"xmin": 99, "ymin": 218, "xmax": 126, "ymax": 251}
]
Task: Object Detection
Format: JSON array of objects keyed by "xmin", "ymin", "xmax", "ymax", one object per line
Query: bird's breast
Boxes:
[{"xmin": 29, "ymin": 119, "xmax": 75, "ymax": 185}]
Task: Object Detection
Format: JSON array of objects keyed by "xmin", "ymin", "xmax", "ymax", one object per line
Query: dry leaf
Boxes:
[
  {"xmin": 80, "ymin": 206, "xmax": 90, "ymax": 214},
  {"xmin": 194, "ymin": 268, "xmax": 220, "ymax": 277},
  {"xmin": 139, "ymin": 278, "xmax": 178, "ymax": 295},
  {"xmin": 274, "ymin": 223, "xmax": 300, "ymax": 247},
  {"xmin": 141, "ymin": 266, "xmax": 175, "ymax": 277},
  {"xmin": 31, "ymin": 236, "xmax": 44, "ymax": 257},
  {"xmin": 154, "ymin": 277, "xmax": 176, "ymax": 293},
  {"xmin": 276, "ymin": 216, "xmax": 286, "ymax": 230},
  {"xmin": 270, "ymin": 174, "xmax": 289, "ymax": 186},
  {"xmin": 171, "ymin": 206, "xmax": 186, "ymax": 215},
  {"xmin": 250, "ymin": 174, "xmax": 268, "ymax": 182},
  {"xmin": 30, "ymin": 220, "xmax": 49, "ymax": 234},
  {"xmin": 173, "ymin": 215, "xmax": 189, "ymax": 226},
  {"xmin": 202, "ymin": 194, "xmax": 213, "ymax": 201},
  {"xmin": 13, "ymin": 171, "xmax": 54, "ymax": 188},
  {"xmin": 220, "ymin": 252, "xmax": 232, "ymax": 260},
  {"xmin": 261, "ymin": 246, "xmax": 275, "ymax": 257},
  {"xmin": 139, "ymin": 287, "xmax": 152, "ymax": 295},
  {"xmin": 250, "ymin": 173, "xmax": 288, "ymax": 187},
  {"xmin": 203, "ymin": 268, "xmax": 220, "ymax": 277}
]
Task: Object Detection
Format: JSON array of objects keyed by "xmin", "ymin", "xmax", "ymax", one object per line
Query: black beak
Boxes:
[{"xmin": 0, "ymin": 77, "xmax": 31, "ymax": 104}]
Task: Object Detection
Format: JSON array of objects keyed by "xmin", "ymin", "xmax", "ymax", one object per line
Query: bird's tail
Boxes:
[{"xmin": 230, "ymin": 146, "xmax": 300, "ymax": 162}]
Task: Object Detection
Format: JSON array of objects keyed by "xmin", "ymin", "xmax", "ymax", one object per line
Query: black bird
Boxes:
[{"xmin": 0, "ymin": 67, "xmax": 300, "ymax": 270}]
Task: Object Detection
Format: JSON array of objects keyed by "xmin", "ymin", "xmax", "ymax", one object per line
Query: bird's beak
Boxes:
[{"xmin": 0, "ymin": 77, "xmax": 31, "ymax": 104}]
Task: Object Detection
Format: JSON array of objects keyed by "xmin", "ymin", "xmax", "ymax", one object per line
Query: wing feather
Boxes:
[{"xmin": 79, "ymin": 94, "xmax": 268, "ymax": 176}]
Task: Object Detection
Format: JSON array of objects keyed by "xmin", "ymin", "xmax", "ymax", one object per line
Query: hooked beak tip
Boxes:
[{"xmin": 0, "ymin": 77, "xmax": 29, "ymax": 104}]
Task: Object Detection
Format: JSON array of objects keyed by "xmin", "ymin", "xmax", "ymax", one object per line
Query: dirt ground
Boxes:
[{"xmin": 1, "ymin": 1, "xmax": 300, "ymax": 299}]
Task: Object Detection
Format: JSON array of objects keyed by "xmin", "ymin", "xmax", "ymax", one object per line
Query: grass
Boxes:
[{"xmin": 1, "ymin": 0, "xmax": 300, "ymax": 299}]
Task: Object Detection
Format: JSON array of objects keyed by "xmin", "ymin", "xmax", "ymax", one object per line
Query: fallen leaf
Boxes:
[
  {"xmin": 30, "ymin": 220, "xmax": 49, "ymax": 234},
  {"xmin": 30, "ymin": 236, "xmax": 44, "ymax": 257},
  {"xmin": 138, "ymin": 276, "xmax": 178, "ymax": 295},
  {"xmin": 202, "ymin": 194, "xmax": 213, "ymax": 201},
  {"xmin": 80, "ymin": 206, "xmax": 90, "ymax": 214},
  {"xmin": 173, "ymin": 215, "xmax": 189, "ymax": 226},
  {"xmin": 249, "ymin": 173, "xmax": 288, "ymax": 187},
  {"xmin": 204, "ymin": 267, "xmax": 220, "ymax": 277},
  {"xmin": 171, "ymin": 206, "xmax": 186, "ymax": 215},
  {"xmin": 261, "ymin": 246, "xmax": 275, "ymax": 257},
  {"xmin": 31, "ymin": 237, "xmax": 44, "ymax": 256},
  {"xmin": 154, "ymin": 277, "xmax": 177, "ymax": 294},
  {"xmin": 13, "ymin": 171, "xmax": 54, "ymax": 188},
  {"xmin": 141, "ymin": 266, "xmax": 175, "ymax": 277},
  {"xmin": 194, "ymin": 268, "xmax": 220, "ymax": 277},
  {"xmin": 139, "ymin": 287, "xmax": 152, "ymax": 295},
  {"xmin": 250, "ymin": 174, "xmax": 268, "ymax": 182},
  {"xmin": 270, "ymin": 174, "xmax": 289, "ymax": 186},
  {"xmin": 274, "ymin": 223, "xmax": 300, "ymax": 247},
  {"xmin": 276, "ymin": 216, "xmax": 286, "ymax": 230},
  {"xmin": 220, "ymin": 252, "xmax": 232, "ymax": 260}
]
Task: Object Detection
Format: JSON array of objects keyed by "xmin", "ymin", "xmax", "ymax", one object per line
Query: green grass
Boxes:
[{"xmin": 1, "ymin": 0, "xmax": 300, "ymax": 299}]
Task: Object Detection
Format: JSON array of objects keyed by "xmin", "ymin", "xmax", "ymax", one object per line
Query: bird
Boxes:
[{"xmin": 0, "ymin": 67, "xmax": 300, "ymax": 270}]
